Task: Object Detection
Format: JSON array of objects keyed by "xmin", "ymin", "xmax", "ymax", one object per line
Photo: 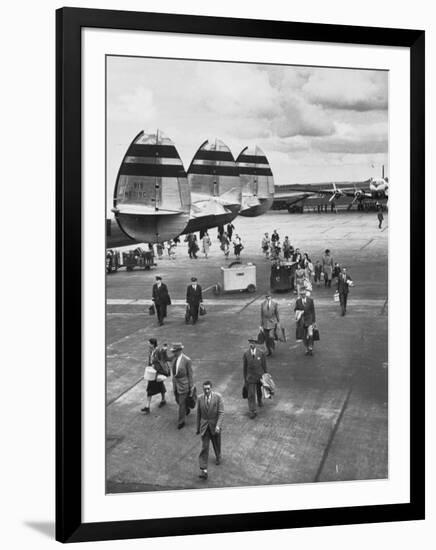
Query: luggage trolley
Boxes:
[
  {"xmin": 213, "ymin": 262, "xmax": 256, "ymax": 295},
  {"xmin": 270, "ymin": 260, "xmax": 297, "ymax": 292}
]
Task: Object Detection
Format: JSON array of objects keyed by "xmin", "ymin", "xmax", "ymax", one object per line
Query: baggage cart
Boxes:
[
  {"xmin": 270, "ymin": 261, "xmax": 297, "ymax": 292},
  {"xmin": 213, "ymin": 262, "xmax": 256, "ymax": 295}
]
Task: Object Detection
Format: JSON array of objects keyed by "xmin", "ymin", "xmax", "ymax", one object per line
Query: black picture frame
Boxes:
[{"xmin": 56, "ymin": 7, "xmax": 425, "ymax": 543}]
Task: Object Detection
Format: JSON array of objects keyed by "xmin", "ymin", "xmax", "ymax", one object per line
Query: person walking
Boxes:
[
  {"xmin": 202, "ymin": 232, "xmax": 211, "ymax": 258},
  {"xmin": 377, "ymin": 209, "xmax": 384, "ymax": 229},
  {"xmin": 196, "ymin": 380, "xmax": 224, "ymax": 480},
  {"xmin": 260, "ymin": 293, "xmax": 280, "ymax": 356},
  {"xmin": 226, "ymin": 222, "xmax": 235, "ymax": 241},
  {"xmin": 322, "ymin": 249, "xmax": 334, "ymax": 288},
  {"xmin": 152, "ymin": 276, "xmax": 171, "ymax": 326},
  {"xmin": 314, "ymin": 260, "xmax": 322, "ymax": 287},
  {"xmin": 261, "ymin": 233, "xmax": 270, "ymax": 259},
  {"xmin": 141, "ymin": 339, "xmax": 169, "ymax": 413},
  {"xmin": 170, "ymin": 343, "xmax": 194, "ymax": 429},
  {"xmin": 294, "ymin": 264, "xmax": 305, "ymax": 295},
  {"xmin": 337, "ymin": 267, "xmax": 353, "ymax": 316},
  {"xmin": 220, "ymin": 231, "xmax": 230, "ymax": 259},
  {"xmin": 233, "ymin": 234, "xmax": 243, "ymax": 260},
  {"xmin": 271, "ymin": 229, "xmax": 280, "ymax": 246},
  {"xmin": 186, "ymin": 277, "xmax": 203, "ymax": 324},
  {"xmin": 243, "ymin": 338, "xmax": 267, "ymax": 419},
  {"xmin": 294, "ymin": 287, "xmax": 316, "ymax": 356},
  {"xmin": 283, "ymin": 236, "xmax": 292, "ymax": 260},
  {"xmin": 217, "ymin": 225, "xmax": 224, "ymax": 241}
]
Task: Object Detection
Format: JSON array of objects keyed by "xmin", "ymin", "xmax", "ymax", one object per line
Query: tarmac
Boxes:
[{"xmin": 106, "ymin": 210, "xmax": 388, "ymax": 492}]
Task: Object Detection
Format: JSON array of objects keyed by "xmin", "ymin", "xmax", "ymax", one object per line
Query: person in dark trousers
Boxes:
[
  {"xmin": 226, "ymin": 222, "xmax": 235, "ymax": 241},
  {"xmin": 260, "ymin": 293, "xmax": 280, "ymax": 356},
  {"xmin": 196, "ymin": 380, "xmax": 224, "ymax": 480},
  {"xmin": 271, "ymin": 229, "xmax": 280, "ymax": 246},
  {"xmin": 377, "ymin": 209, "xmax": 384, "ymax": 229},
  {"xmin": 141, "ymin": 339, "xmax": 169, "ymax": 413},
  {"xmin": 294, "ymin": 287, "xmax": 316, "ymax": 355},
  {"xmin": 186, "ymin": 277, "xmax": 203, "ymax": 324},
  {"xmin": 152, "ymin": 276, "xmax": 171, "ymax": 326},
  {"xmin": 337, "ymin": 267, "xmax": 353, "ymax": 316},
  {"xmin": 170, "ymin": 343, "xmax": 194, "ymax": 429},
  {"xmin": 243, "ymin": 338, "xmax": 267, "ymax": 419}
]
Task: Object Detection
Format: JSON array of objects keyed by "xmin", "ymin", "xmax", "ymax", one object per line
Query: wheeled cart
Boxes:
[
  {"xmin": 213, "ymin": 262, "xmax": 256, "ymax": 294},
  {"xmin": 270, "ymin": 261, "xmax": 297, "ymax": 292}
]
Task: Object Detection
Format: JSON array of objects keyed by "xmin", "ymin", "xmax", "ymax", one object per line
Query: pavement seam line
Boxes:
[
  {"xmin": 313, "ymin": 384, "xmax": 353, "ymax": 483},
  {"xmin": 107, "ymin": 376, "xmax": 143, "ymax": 407}
]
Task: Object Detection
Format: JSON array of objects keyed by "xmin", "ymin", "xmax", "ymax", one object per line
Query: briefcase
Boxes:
[
  {"xmin": 185, "ymin": 305, "xmax": 191, "ymax": 322},
  {"xmin": 186, "ymin": 386, "xmax": 197, "ymax": 410},
  {"xmin": 149, "ymin": 304, "xmax": 155, "ymax": 315}
]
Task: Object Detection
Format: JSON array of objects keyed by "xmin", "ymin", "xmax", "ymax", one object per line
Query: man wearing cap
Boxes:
[
  {"xmin": 337, "ymin": 267, "xmax": 353, "ymax": 316},
  {"xmin": 243, "ymin": 339, "xmax": 268, "ymax": 418},
  {"xmin": 294, "ymin": 287, "xmax": 316, "ymax": 355},
  {"xmin": 186, "ymin": 277, "xmax": 203, "ymax": 325},
  {"xmin": 260, "ymin": 293, "xmax": 280, "ymax": 356},
  {"xmin": 152, "ymin": 276, "xmax": 171, "ymax": 326},
  {"xmin": 196, "ymin": 380, "xmax": 224, "ymax": 480},
  {"xmin": 170, "ymin": 343, "xmax": 194, "ymax": 429}
]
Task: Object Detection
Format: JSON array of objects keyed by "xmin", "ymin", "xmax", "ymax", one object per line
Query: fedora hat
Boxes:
[{"xmin": 170, "ymin": 342, "xmax": 184, "ymax": 352}]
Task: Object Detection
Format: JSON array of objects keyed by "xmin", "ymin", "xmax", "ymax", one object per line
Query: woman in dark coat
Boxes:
[{"xmin": 141, "ymin": 338, "xmax": 169, "ymax": 414}]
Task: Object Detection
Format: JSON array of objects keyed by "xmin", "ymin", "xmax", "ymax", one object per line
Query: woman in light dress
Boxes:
[{"xmin": 202, "ymin": 232, "xmax": 211, "ymax": 258}]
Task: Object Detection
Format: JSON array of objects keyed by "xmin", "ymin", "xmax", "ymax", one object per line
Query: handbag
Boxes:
[
  {"xmin": 144, "ymin": 366, "xmax": 157, "ymax": 381},
  {"xmin": 242, "ymin": 384, "xmax": 248, "ymax": 399},
  {"xmin": 313, "ymin": 327, "xmax": 320, "ymax": 341},
  {"xmin": 199, "ymin": 303, "xmax": 207, "ymax": 316},
  {"xmin": 149, "ymin": 304, "xmax": 155, "ymax": 315},
  {"xmin": 333, "ymin": 290, "xmax": 340, "ymax": 302}
]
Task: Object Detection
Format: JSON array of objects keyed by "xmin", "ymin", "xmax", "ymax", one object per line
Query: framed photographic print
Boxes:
[{"xmin": 56, "ymin": 7, "xmax": 425, "ymax": 543}]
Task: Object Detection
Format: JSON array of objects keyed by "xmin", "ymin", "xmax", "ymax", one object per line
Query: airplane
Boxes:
[
  {"xmin": 108, "ymin": 131, "xmax": 275, "ymax": 248},
  {"xmin": 273, "ymin": 170, "xmax": 389, "ymax": 212},
  {"xmin": 182, "ymin": 138, "xmax": 242, "ymax": 234},
  {"xmin": 236, "ymin": 145, "xmax": 274, "ymax": 217},
  {"xmin": 112, "ymin": 129, "xmax": 191, "ymax": 244}
]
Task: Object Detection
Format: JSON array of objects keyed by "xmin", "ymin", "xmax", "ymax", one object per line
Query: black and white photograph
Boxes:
[{"xmin": 105, "ymin": 55, "xmax": 389, "ymax": 492}]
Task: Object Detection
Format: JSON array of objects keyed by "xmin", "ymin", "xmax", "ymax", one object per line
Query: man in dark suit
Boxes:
[
  {"xmin": 170, "ymin": 343, "xmax": 194, "ymax": 429},
  {"xmin": 196, "ymin": 380, "xmax": 224, "ymax": 480},
  {"xmin": 152, "ymin": 275, "xmax": 171, "ymax": 326},
  {"xmin": 243, "ymin": 338, "xmax": 268, "ymax": 418},
  {"xmin": 186, "ymin": 277, "xmax": 203, "ymax": 324},
  {"xmin": 337, "ymin": 267, "xmax": 353, "ymax": 316},
  {"xmin": 294, "ymin": 287, "xmax": 316, "ymax": 355}
]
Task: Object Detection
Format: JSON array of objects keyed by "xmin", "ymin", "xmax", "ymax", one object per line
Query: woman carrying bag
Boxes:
[{"xmin": 141, "ymin": 338, "xmax": 170, "ymax": 414}]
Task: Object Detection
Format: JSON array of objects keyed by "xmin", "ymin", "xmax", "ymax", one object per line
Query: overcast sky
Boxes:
[{"xmin": 107, "ymin": 56, "xmax": 388, "ymax": 214}]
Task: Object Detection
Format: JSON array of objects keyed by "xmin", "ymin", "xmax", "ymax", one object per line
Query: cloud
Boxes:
[
  {"xmin": 311, "ymin": 135, "xmax": 388, "ymax": 154},
  {"xmin": 302, "ymin": 69, "xmax": 388, "ymax": 111}
]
